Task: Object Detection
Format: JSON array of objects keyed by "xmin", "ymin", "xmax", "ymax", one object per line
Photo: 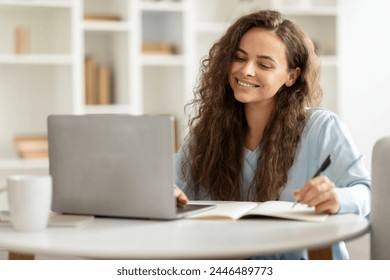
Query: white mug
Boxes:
[{"xmin": 3, "ymin": 175, "xmax": 52, "ymax": 231}]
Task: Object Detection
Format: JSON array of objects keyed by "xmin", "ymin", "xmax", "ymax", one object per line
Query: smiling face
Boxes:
[{"xmin": 229, "ymin": 27, "xmax": 298, "ymax": 109}]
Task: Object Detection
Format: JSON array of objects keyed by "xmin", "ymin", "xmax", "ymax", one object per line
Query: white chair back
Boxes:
[{"xmin": 371, "ymin": 136, "xmax": 390, "ymax": 259}]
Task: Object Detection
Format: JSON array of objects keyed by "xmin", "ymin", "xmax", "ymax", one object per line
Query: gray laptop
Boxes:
[{"xmin": 47, "ymin": 114, "xmax": 214, "ymax": 220}]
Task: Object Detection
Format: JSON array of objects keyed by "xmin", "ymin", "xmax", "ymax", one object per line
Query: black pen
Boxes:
[{"xmin": 292, "ymin": 154, "xmax": 332, "ymax": 208}]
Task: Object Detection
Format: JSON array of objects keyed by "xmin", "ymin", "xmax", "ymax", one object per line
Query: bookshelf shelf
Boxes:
[
  {"xmin": 0, "ymin": 0, "xmax": 71, "ymax": 8},
  {"xmin": 0, "ymin": 159, "xmax": 48, "ymax": 171},
  {"xmin": 83, "ymin": 20, "xmax": 130, "ymax": 32},
  {"xmin": 0, "ymin": 54, "xmax": 72, "ymax": 65}
]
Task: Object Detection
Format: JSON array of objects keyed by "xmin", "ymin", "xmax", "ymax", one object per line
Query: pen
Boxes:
[{"xmin": 292, "ymin": 154, "xmax": 332, "ymax": 208}]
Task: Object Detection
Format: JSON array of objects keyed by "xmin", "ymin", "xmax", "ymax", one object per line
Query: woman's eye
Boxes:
[
  {"xmin": 259, "ymin": 63, "xmax": 271, "ymax": 69},
  {"xmin": 234, "ymin": 56, "xmax": 245, "ymax": 61}
]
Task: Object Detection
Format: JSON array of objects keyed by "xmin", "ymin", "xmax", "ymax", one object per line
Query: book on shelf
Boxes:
[
  {"xmin": 18, "ymin": 151, "xmax": 49, "ymax": 159},
  {"xmin": 142, "ymin": 42, "xmax": 177, "ymax": 55},
  {"xmin": 84, "ymin": 14, "xmax": 121, "ymax": 21},
  {"xmin": 85, "ymin": 56, "xmax": 97, "ymax": 105},
  {"xmin": 98, "ymin": 65, "xmax": 112, "ymax": 105},
  {"xmin": 14, "ymin": 135, "xmax": 48, "ymax": 159},
  {"xmin": 85, "ymin": 56, "xmax": 112, "ymax": 105},
  {"xmin": 189, "ymin": 201, "xmax": 328, "ymax": 222},
  {"xmin": 14, "ymin": 26, "xmax": 29, "ymax": 54}
]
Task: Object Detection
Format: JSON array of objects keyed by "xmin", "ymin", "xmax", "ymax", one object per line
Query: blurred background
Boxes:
[{"xmin": 1, "ymin": 0, "xmax": 389, "ymax": 259}]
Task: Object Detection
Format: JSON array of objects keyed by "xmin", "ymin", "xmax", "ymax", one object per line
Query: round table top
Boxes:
[{"xmin": 0, "ymin": 213, "xmax": 369, "ymax": 259}]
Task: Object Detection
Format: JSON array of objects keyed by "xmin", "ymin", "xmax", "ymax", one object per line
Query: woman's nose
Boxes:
[{"xmin": 241, "ymin": 61, "xmax": 255, "ymax": 77}]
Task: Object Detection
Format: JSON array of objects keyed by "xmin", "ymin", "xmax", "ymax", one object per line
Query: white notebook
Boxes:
[{"xmin": 189, "ymin": 201, "xmax": 328, "ymax": 222}]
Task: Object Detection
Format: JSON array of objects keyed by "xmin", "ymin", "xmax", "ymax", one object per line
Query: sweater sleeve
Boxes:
[{"xmin": 314, "ymin": 110, "xmax": 371, "ymax": 217}]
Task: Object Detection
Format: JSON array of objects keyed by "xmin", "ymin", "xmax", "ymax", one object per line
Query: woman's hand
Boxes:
[
  {"xmin": 292, "ymin": 176, "xmax": 340, "ymax": 214},
  {"xmin": 174, "ymin": 186, "xmax": 188, "ymax": 207}
]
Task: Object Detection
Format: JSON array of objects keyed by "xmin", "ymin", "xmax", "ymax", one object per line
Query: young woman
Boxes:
[{"xmin": 174, "ymin": 10, "xmax": 370, "ymax": 259}]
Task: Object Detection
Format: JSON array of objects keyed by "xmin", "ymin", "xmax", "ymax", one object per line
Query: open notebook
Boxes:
[{"xmin": 189, "ymin": 201, "xmax": 328, "ymax": 222}]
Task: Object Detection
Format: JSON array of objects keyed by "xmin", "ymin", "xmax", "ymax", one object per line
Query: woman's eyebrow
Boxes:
[
  {"xmin": 236, "ymin": 48, "xmax": 247, "ymax": 55},
  {"xmin": 257, "ymin": 55, "xmax": 277, "ymax": 64},
  {"xmin": 236, "ymin": 48, "xmax": 277, "ymax": 63}
]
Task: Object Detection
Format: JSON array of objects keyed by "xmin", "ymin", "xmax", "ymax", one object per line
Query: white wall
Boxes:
[
  {"xmin": 339, "ymin": 0, "xmax": 390, "ymax": 169},
  {"xmin": 338, "ymin": 1, "xmax": 390, "ymax": 258}
]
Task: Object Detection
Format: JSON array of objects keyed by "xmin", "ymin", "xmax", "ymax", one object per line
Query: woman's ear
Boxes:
[{"xmin": 285, "ymin": 67, "xmax": 301, "ymax": 87}]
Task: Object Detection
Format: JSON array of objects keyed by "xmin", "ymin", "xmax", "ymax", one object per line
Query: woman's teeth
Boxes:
[{"xmin": 238, "ymin": 80, "xmax": 258, "ymax": 88}]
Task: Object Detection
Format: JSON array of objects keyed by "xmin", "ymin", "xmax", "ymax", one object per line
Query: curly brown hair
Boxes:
[{"xmin": 182, "ymin": 10, "xmax": 322, "ymax": 201}]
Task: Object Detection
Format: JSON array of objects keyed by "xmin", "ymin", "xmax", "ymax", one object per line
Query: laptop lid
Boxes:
[{"xmin": 48, "ymin": 114, "xmax": 183, "ymax": 219}]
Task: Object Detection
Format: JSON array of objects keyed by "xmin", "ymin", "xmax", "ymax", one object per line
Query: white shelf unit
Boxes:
[{"xmin": 0, "ymin": 0, "xmax": 341, "ymax": 181}]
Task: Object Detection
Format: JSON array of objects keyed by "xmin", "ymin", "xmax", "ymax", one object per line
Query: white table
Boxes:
[{"xmin": 0, "ymin": 213, "xmax": 369, "ymax": 259}]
